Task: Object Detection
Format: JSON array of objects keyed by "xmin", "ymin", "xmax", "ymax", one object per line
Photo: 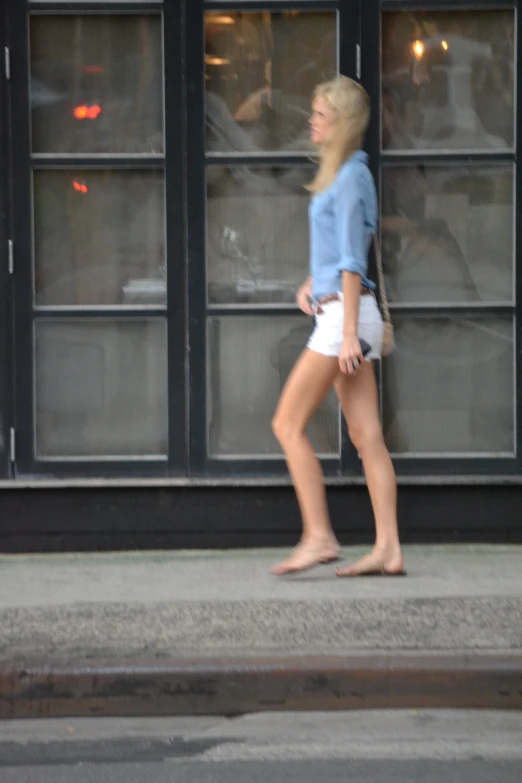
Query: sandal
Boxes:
[
  {"xmin": 335, "ymin": 553, "xmax": 406, "ymax": 578},
  {"xmin": 335, "ymin": 565, "xmax": 407, "ymax": 577}
]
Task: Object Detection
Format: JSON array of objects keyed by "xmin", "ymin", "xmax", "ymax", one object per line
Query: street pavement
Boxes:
[
  {"xmin": 0, "ymin": 545, "xmax": 521, "ymax": 716},
  {"xmin": 1, "ymin": 545, "xmax": 521, "ymax": 659},
  {"xmin": 1, "ymin": 711, "xmax": 521, "ymax": 782}
]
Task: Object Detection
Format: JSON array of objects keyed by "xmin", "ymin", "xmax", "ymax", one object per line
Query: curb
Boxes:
[{"xmin": 1, "ymin": 654, "xmax": 522, "ymax": 718}]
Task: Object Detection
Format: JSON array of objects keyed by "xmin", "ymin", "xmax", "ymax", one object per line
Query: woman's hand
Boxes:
[
  {"xmin": 296, "ymin": 277, "xmax": 313, "ymax": 316},
  {"xmin": 339, "ymin": 334, "xmax": 364, "ymax": 375}
]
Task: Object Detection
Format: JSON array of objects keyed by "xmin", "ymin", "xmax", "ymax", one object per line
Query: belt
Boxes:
[{"xmin": 313, "ymin": 289, "xmax": 371, "ymax": 315}]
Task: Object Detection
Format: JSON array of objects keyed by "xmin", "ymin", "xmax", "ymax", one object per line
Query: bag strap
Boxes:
[{"xmin": 373, "ymin": 233, "xmax": 392, "ymax": 326}]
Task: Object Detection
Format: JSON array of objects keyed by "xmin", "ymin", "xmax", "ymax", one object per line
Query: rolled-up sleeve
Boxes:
[{"xmin": 334, "ymin": 174, "xmax": 367, "ymax": 278}]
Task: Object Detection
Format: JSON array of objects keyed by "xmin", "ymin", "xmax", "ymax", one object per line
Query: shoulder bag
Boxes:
[{"xmin": 373, "ymin": 234, "xmax": 396, "ymax": 357}]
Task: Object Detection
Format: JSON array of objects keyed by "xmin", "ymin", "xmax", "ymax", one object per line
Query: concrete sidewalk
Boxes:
[{"xmin": 1, "ymin": 545, "xmax": 522, "ymax": 717}]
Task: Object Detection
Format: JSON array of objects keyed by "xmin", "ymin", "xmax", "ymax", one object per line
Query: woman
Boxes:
[{"xmin": 270, "ymin": 76, "xmax": 404, "ymax": 577}]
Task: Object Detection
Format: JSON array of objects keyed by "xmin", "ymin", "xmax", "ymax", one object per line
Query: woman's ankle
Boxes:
[
  {"xmin": 373, "ymin": 539, "xmax": 402, "ymax": 557},
  {"xmin": 301, "ymin": 531, "xmax": 339, "ymax": 548}
]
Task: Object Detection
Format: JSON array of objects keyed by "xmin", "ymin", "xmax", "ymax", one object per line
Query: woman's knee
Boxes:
[
  {"xmin": 348, "ymin": 422, "xmax": 384, "ymax": 454},
  {"xmin": 272, "ymin": 411, "xmax": 300, "ymax": 445},
  {"xmin": 271, "ymin": 412, "xmax": 283, "ymax": 442}
]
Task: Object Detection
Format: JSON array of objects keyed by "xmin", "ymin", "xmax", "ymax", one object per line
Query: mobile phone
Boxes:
[
  {"xmin": 359, "ymin": 338, "xmax": 372, "ymax": 358},
  {"xmin": 351, "ymin": 338, "xmax": 372, "ymax": 370}
]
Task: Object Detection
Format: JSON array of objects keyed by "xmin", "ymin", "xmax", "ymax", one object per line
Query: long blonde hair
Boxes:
[{"xmin": 307, "ymin": 76, "xmax": 370, "ymax": 194}]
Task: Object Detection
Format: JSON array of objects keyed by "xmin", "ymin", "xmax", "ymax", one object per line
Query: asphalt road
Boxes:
[{"xmin": 1, "ymin": 710, "xmax": 521, "ymax": 783}]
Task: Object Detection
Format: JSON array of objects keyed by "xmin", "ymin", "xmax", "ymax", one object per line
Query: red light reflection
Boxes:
[
  {"xmin": 73, "ymin": 181, "xmax": 88, "ymax": 194},
  {"xmin": 73, "ymin": 105, "xmax": 102, "ymax": 120}
]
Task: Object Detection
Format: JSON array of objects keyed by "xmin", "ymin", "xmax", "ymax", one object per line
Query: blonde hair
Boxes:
[{"xmin": 307, "ymin": 76, "xmax": 370, "ymax": 194}]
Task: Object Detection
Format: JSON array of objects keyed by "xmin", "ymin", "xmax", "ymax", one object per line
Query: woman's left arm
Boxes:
[
  {"xmin": 339, "ymin": 271, "xmax": 364, "ymax": 374},
  {"xmin": 335, "ymin": 174, "xmax": 368, "ymax": 375}
]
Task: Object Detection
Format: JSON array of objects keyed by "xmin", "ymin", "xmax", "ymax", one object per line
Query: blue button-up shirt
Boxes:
[{"xmin": 309, "ymin": 150, "xmax": 377, "ymax": 299}]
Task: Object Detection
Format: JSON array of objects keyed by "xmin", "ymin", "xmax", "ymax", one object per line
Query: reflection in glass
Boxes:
[
  {"xmin": 35, "ymin": 320, "xmax": 168, "ymax": 458},
  {"xmin": 34, "ymin": 170, "xmax": 165, "ymax": 306},
  {"xmin": 205, "ymin": 11, "xmax": 336, "ymax": 152},
  {"xmin": 207, "ymin": 166, "xmax": 311, "ymax": 305},
  {"xmin": 208, "ymin": 317, "xmax": 339, "ymax": 456},
  {"xmin": 30, "ymin": 15, "xmax": 164, "ymax": 154},
  {"xmin": 381, "ymin": 165, "xmax": 513, "ymax": 303},
  {"xmin": 382, "ymin": 10, "xmax": 515, "ymax": 151},
  {"xmin": 382, "ymin": 317, "xmax": 514, "ymax": 455}
]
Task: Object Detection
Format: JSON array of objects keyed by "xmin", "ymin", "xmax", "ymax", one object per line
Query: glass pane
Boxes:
[
  {"xmin": 382, "ymin": 10, "xmax": 515, "ymax": 152},
  {"xmin": 35, "ymin": 320, "xmax": 168, "ymax": 458},
  {"xmin": 207, "ymin": 166, "xmax": 311, "ymax": 305},
  {"xmin": 382, "ymin": 317, "xmax": 514, "ymax": 456},
  {"xmin": 34, "ymin": 170, "xmax": 165, "ymax": 307},
  {"xmin": 382, "ymin": 165, "xmax": 514, "ymax": 304},
  {"xmin": 208, "ymin": 317, "xmax": 339, "ymax": 457},
  {"xmin": 30, "ymin": 15, "xmax": 164, "ymax": 154},
  {"xmin": 205, "ymin": 11, "xmax": 336, "ymax": 152}
]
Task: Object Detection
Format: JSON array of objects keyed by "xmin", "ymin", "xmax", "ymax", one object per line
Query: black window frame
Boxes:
[
  {"xmin": 2, "ymin": 0, "xmax": 521, "ymax": 482},
  {"xmin": 187, "ymin": 0, "xmax": 363, "ymax": 478},
  {"xmin": 0, "ymin": 0, "xmax": 14, "ymax": 479},
  {"xmin": 363, "ymin": 0, "xmax": 522, "ymax": 475},
  {"xmin": 9, "ymin": 0, "xmax": 187, "ymax": 477}
]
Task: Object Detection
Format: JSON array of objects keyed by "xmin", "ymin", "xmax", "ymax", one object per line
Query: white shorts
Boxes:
[{"xmin": 307, "ymin": 292, "xmax": 383, "ymax": 360}]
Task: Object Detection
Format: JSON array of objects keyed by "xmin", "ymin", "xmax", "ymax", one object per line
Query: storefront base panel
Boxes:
[{"xmin": 0, "ymin": 485, "xmax": 521, "ymax": 553}]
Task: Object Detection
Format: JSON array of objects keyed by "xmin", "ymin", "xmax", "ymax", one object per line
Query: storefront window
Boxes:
[
  {"xmin": 204, "ymin": 8, "xmax": 341, "ymax": 465},
  {"xmin": 5, "ymin": 1, "xmax": 518, "ymax": 478},
  {"xmin": 26, "ymin": 11, "xmax": 168, "ymax": 466},
  {"xmin": 205, "ymin": 11, "xmax": 337, "ymax": 152},
  {"xmin": 30, "ymin": 15, "xmax": 164, "ymax": 154},
  {"xmin": 381, "ymin": 165, "xmax": 514, "ymax": 304},
  {"xmin": 382, "ymin": 10, "xmax": 515, "ymax": 152},
  {"xmin": 207, "ymin": 165, "xmax": 311, "ymax": 306},
  {"xmin": 35, "ymin": 319, "xmax": 168, "ymax": 459},
  {"xmin": 34, "ymin": 170, "xmax": 166, "ymax": 307},
  {"xmin": 382, "ymin": 316, "xmax": 514, "ymax": 456},
  {"xmin": 381, "ymin": 8, "xmax": 517, "ymax": 461},
  {"xmin": 208, "ymin": 316, "xmax": 339, "ymax": 457}
]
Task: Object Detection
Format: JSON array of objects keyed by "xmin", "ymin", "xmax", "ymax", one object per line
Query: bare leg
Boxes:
[
  {"xmin": 333, "ymin": 362, "xmax": 404, "ymax": 576},
  {"xmin": 270, "ymin": 348, "xmax": 341, "ymax": 575}
]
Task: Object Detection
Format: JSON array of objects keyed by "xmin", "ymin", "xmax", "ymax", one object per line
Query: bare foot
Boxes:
[
  {"xmin": 270, "ymin": 540, "xmax": 341, "ymax": 576},
  {"xmin": 335, "ymin": 548, "xmax": 405, "ymax": 578}
]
